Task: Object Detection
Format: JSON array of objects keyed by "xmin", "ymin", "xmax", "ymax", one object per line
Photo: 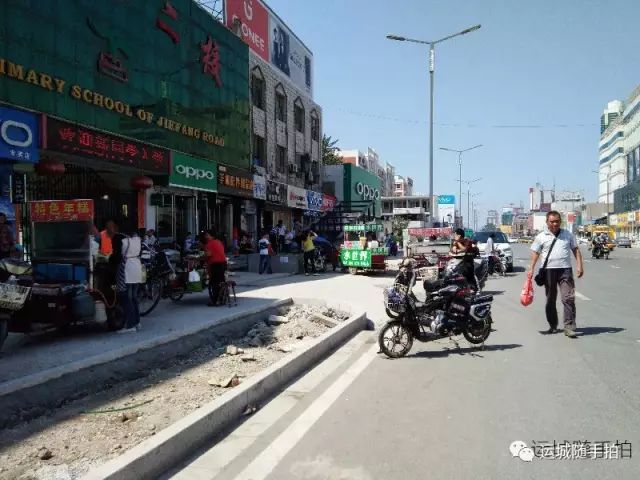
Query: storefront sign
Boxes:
[
  {"xmin": 322, "ymin": 194, "xmax": 336, "ymax": 212},
  {"xmin": 340, "ymin": 249, "xmax": 372, "ymax": 268},
  {"xmin": 307, "ymin": 190, "xmax": 323, "ymax": 211},
  {"xmin": 217, "ymin": 165, "xmax": 253, "ymax": 198},
  {"xmin": 169, "ymin": 152, "xmax": 217, "ymax": 192},
  {"xmin": 46, "ymin": 118, "xmax": 170, "ymax": 174},
  {"xmin": 344, "ymin": 223, "xmax": 384, "ymax": 232},
  {"xmin": 287, "ymin": 185, "xmax": 307, "ymax": 209},
  {"xmin": 0, "ymin": 106, "xmax": 39, "ymax": 163},
  {"xmin": 342, "ymin": 241, "xmax": 362, "ymax": 250},
  {"xmin": 266, "ymin": 180, "xmax": 287, "ymax": 205},
  {"xmin": 369, "ymin": 247, "xmax": 389, "ymax": 255},
  {"xmin": 10, "ymin": 172, "xmax": 25, "ymax": 203},
  {"xmin": 355, "ymin": 182, "xmax": 380, "ymax": 200},
  {"xmin": 253, "ymin": 174, "xmax": 266, "ymax": 200},
  {"xmin": 30, "ymin": 199, "xmax": 94, "ymax": 222}
]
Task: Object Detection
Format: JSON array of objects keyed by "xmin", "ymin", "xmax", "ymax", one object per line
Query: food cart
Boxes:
[
  {"xmin": 8, "ymin": 199, "xmax": 124, "ymax": 339},
  {"xmin": 339, "ymin": 223, "xmax": 388, "ymax": 274}
]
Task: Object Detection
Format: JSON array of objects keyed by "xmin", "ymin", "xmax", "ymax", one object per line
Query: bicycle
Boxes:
[{"xmin": 216, "ymin": 272, "xmax": 237, "ymax": 307}]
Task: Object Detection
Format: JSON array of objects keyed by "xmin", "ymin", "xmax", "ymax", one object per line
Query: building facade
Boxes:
[
  {"xmin": 393, "ymin": 175, "xmax": 414, "ymax": 197},
  {"xmin": 1, "ymin": 0, "xmax": 251, "ymax": 251}
]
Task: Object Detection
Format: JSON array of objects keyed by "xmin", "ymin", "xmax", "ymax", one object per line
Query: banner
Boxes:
[
  {"xmin": 340, "ymin": 249, "xmax": 371, "ymax": 268},
  {"xmin": 322, "ymin": 194, "xmax": 336, "ymax": 212},
  {"xmin": 408, "ymin": 227, "xmax": 452, "ymax": 238},
  {"xmin": 253, "ymin": 174, "xmax": 266, "ymax": 200},
  {"xmin": 225, "ymin": 0, "xmax": 270, "ymax": 62},
  {"xmin": 169, "ymin": 153, "xmax": 217, "ymax": 192},
  {"xmin": 307, "ymin": 190, "xmax": 323, "ymax": 211}
]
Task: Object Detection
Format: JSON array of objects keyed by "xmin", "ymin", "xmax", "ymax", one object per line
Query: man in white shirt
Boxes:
[
  {"xmin": 485, "ymin": 233, "xmax": 495, "ymax": 255},
  {"xmin": 529, "ymin": 211, "xmax": 584, "ymax": 338}
]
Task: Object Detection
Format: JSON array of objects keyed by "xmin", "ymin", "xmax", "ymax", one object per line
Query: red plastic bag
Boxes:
[{"xmin": 520, "ymin": 272, "xmax": 534, "ymax": 306}]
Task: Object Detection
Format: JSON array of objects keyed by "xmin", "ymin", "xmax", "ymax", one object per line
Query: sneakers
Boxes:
[
  {"xmin": 564, "ymin": 329, "xmax": 577, "ymax": 338},
  {"xmin": 540, "ymin": 327, "xmax": 557, "ymax": 334},
  {"xmin": 116, "ymin": 328, "xmax": 137, "ymax": 334}
]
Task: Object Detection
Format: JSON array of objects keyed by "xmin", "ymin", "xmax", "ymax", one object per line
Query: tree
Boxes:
[
  {"xmin": 392, "ymin": 217, "xmax": 409, "ymax": 237},
  {"xmin": 322, "ymin": 134, "xmax": 342, "ymax": 165}
]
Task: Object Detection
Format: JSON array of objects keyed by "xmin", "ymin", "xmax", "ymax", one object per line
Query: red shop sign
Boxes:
[
  {"xmin": 322, "ymin": 194, "xmax": 336, "ymax": 212},
  {"xmin": 30, "ymin": 199, "xmax": 94, "ymax": 222},
  {"xmin": 44, "ymin": 118, "xmax": 170, "ymax": 174}
]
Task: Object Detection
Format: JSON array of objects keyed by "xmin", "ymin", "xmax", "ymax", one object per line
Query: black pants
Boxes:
[
  {"xmin": 459, "ymin": 259, "xmax": 478, "ymax": 290},
  {"xmin": 304, "ymin": 250, "xmax": 316, "ymax": 274},
  {"xmin": 208, "ymin": 263, "xmax": 227, "ymax": 304},
  {"xmin": 544, "ymin": 268, "xmax": 576, "ymax": 330}
]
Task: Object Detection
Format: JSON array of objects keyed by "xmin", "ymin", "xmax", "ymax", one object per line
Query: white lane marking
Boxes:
[
  {"xmin": 611, "ymin": 265, "xmax": 621, "ymax": 269},
  {"xmin": 232, "ymin": 342, "xmax": 379, "ymax": 480},
  {"xmin": 575, "ymin": 291, "xmax": 591, "ymax": 301}
]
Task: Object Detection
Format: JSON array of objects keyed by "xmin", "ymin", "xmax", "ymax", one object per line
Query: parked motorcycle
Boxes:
[
  {"xmin": 487, "ymin": 251, "xmax": 507, "ymax": 276},
  {"xmin": 444, "ymin": 254, "xmax": 488, "ymax": 291},
  {"xmin": 379, "ymin": 274, "xmax": 494, "ymax": 358}
]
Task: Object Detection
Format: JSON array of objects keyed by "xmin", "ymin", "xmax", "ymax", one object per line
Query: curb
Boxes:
[{"xmin": 83, "ymin": 308, "xmax": 368, "ymax": 480}]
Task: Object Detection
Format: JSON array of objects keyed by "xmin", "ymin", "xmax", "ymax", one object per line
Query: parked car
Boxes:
[
  {"xmin": 471, "ymin": 231, "xmax": 514, "ymax": 272},
  {"xmin": 616, "ymin": 236, "xmax": 632, "ymax": 248}
]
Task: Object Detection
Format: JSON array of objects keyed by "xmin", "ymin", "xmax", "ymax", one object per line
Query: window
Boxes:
[
  {"xmin": 323, "ymin": 181, "xmax": 336, "ymax": 196},
  {"xmin": 310, "ymin": 112, "xmax": 319, "ymax": 141},
  {"xmin": 252, "ymin": 134, "xmax": 265, "ymax": 166},
  {"xmin": 294, "ymin": 99, "xmax": 305, "ymax": 133},
  {"xmin": 251, "ymin": 69, "xmax": 265, "ymax": 109},
  {"xmin": 275, "ymin": 87, "xmax": 286, "ymax": 122},
  {"xmin": 277, "ymin": 145, "xmax": 287, "ymax": 173}
]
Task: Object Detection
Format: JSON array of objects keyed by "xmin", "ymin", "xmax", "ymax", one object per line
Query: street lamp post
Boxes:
[
  {"xmin": 459, "ymin": 178, "xmax": 481, "ymax": 229},
  {"xmin": 469, "ymin": 192, "xmax": 481, "ymax": 230},
  {"xmin": 387, "ymin": 25, "xmax": 481, "ymax": 226},
  {"xmin": 440, "ymin": 145, "xmax": 482, "ymax": 227}
]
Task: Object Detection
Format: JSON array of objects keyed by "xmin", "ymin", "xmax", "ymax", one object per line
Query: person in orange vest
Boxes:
[{"xmin": 99, "ymin": 220, "xmax": 117, "ymax": 256}]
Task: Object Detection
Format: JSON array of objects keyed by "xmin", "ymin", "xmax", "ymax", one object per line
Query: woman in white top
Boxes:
[{"xmin": 116, "ymin": 225, "xmax": 143, "ymax": 332}]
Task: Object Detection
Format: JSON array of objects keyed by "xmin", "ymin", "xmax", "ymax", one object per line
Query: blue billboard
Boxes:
[{"xmin": 0, "ymin": 106, "xmax": 40, "ymax": 163}]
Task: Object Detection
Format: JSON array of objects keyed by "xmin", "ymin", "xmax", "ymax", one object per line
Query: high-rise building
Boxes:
[{"xmin": 393, "ymin": 175, "xmax": 413, "ymax": 197}]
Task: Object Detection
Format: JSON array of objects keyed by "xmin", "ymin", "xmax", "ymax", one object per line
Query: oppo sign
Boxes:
[
  {"xmin": 1, "ymin": 120, "xmax": 33, "ymax": 148},
  {"xmin": 355, "ymin": 182, "xmax": 380, "ymax": 200},
  {"xmin": 175, "ymin": 164, "xmax": 215, "ymax": 180},
  {"xmin": 0, "ymin": 106, "xmax": 39, "ymax": 163}
]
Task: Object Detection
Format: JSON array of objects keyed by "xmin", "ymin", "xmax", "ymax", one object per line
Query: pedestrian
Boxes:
[
  {"xmin": 144, "ymin": 229, "xmax": 157, "ymax": 247},
  {"xmin": 450, "ymin": 228, "xmax": 478, "ymax": 290},
  {"xmin": 99, "ymin": 220, "xmax": 117, "ymax": 256},
  {"xmin": 112, "ymin": 221, "xmax": 143, "ymax": 333},
  {"xmin": 204, "ymin": 230, "xmax": 227, "ymax": 306},
  {"xmin": 0, "ymin": 212, "xmax": 15, "ymax": 260},
  {"xmin": 258, "ymin": 232, "xmax": 273, "ymax": 274},
  {"xmin": 529, "ymin": 210, "xmax": 584, "ymax": 338},
  {"xmin": 302, "ymin": 230, "xmax": 318, "ymax": 276},
  {"xmin": 276, "ymin": 220, "xmax": 287, "ymax": 253}
]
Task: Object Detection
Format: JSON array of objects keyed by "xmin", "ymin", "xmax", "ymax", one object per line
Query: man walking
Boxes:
[{"xmin": 529, "ymin": 211, "xmax": 584, "ymax": 337}]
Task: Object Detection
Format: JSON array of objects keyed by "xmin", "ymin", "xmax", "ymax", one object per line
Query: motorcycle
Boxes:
[
  {"xmin": 379, "ymin": 272, "xmax": 494, "ymax": 358},
  {"xmin": 444, "ymin": 254, "xmax": 488, "ymax": 291},
  {"xmin": 487, "ymin": 251, "xmax": 507, "ymax": 276},
  {"xmin": 313, "ymin": 248, "xmax": 327, "ymax": 273},
  {"xmin": 592, "ymin": 243, "xmax": 609, "ymax": 260}
]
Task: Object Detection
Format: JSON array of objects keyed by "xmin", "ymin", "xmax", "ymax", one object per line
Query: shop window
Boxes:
[
  {"xmin": 251, "ymin": 68, "xmax": 265, "ymax": 109},
  {"xmin": 275, "ymin": 86, "xmax": 287, "ymax": 122},
  {"xmin": 252, "ymin": 133, "xmax": 266, "ymax": 166},
  {"xmin": 310, "ymin": 112, "xmax": 319, "ymax": 141},
  {"xmin": 277, "ymin": 145, "xmax": 287, "ymax": 173},
  {"xmin": 323, "ymin": 181, "xmax": 336, "ymax": 196},
  {"xmin": 294, "ymin": 99, "xmax": 305, "ymax": 133}
]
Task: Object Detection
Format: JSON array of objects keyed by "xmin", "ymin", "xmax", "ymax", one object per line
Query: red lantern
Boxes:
[
  {"xmin": 35, "ymin": 160, "xmax": 65, "ymax": 176},
  {"xmin": 131, "ymin": 175, "xmax": 153, "ymax": 190}
]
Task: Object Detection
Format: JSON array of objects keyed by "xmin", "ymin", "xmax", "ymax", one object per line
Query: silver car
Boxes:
[{"xmin": 616, "ymin": 236, "xmax": 632, "ymax": 248}]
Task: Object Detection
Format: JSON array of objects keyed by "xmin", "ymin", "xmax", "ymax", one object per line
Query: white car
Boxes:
[{"xmin": 471, "ymin": 231, "xmax": 513, "ymax": 272}]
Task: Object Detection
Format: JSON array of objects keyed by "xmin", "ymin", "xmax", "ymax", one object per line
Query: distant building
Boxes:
[
  {"xmin": 393, "ymin": 175, "xmax": 414, "ymax": 197},
  {"xmin": 486, "ymin": 209, "xmax": 499, "ymax": 226}
]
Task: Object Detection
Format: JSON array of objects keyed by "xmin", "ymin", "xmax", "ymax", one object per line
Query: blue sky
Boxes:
[{"xmin": 265, "ymin": 0, "xmax": 640, "ymax": 223}]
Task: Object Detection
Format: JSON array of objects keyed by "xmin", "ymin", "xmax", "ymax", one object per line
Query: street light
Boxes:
[
  {"xmin": 459, "ymin": 178, "xmax": 481, "ymax": 229},
  {"xmin": 387, "ymin": 24, "xmax": 482, "ymax": 225},
  {"xmin": 469, "ymin": 192, "xmax": 481, "ymax": 230},
  {"xmin": 441, "ymin": 144, "xmax": 482, "ymax": 226}
]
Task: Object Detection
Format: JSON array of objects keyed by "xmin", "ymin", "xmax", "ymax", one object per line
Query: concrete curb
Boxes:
[{"xmin": 83, "ymin": 308, "xmax": 368, "ymax": 480}]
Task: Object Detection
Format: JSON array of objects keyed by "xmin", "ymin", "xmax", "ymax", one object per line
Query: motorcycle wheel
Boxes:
[
  {"xmin": 463, "ymin": 314, "xmax": 492, "ymax": 344},
  {"xmin": 378, "ymin": 321, "xmax": 413, "ymax": 358},
  {"xmin": 138, "ymin": 280, "xmax": 162, "ymax": 317},
  {"xmin": 0, "ymin": 318, "xmax": 8, "ymax": 351}
]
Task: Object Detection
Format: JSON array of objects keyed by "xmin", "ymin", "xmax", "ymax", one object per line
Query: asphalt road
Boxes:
[{"xmin": 172, "ymin": 243, "xmax": 640, "ymax": 480}]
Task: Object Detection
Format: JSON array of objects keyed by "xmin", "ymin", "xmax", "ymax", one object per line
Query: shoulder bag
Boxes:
[{"xmin": 534, "ymin": 233, "xmax": 559, "ymax": 287}]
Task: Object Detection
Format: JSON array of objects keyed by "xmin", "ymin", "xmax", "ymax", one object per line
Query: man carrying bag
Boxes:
[{"xmin": 529, "ymin": 211, "xmax": 584, "ymax": 337}]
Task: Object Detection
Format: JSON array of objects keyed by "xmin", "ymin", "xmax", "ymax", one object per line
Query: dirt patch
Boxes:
[{"xmin": 0, "ymin": 304, "xmax": 349, "ymax": 480}]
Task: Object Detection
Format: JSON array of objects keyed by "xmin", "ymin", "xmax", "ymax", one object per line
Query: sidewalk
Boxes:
[{"xmin": 0, "ymin": 273, "xmax": 293, "ymax": 395}]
